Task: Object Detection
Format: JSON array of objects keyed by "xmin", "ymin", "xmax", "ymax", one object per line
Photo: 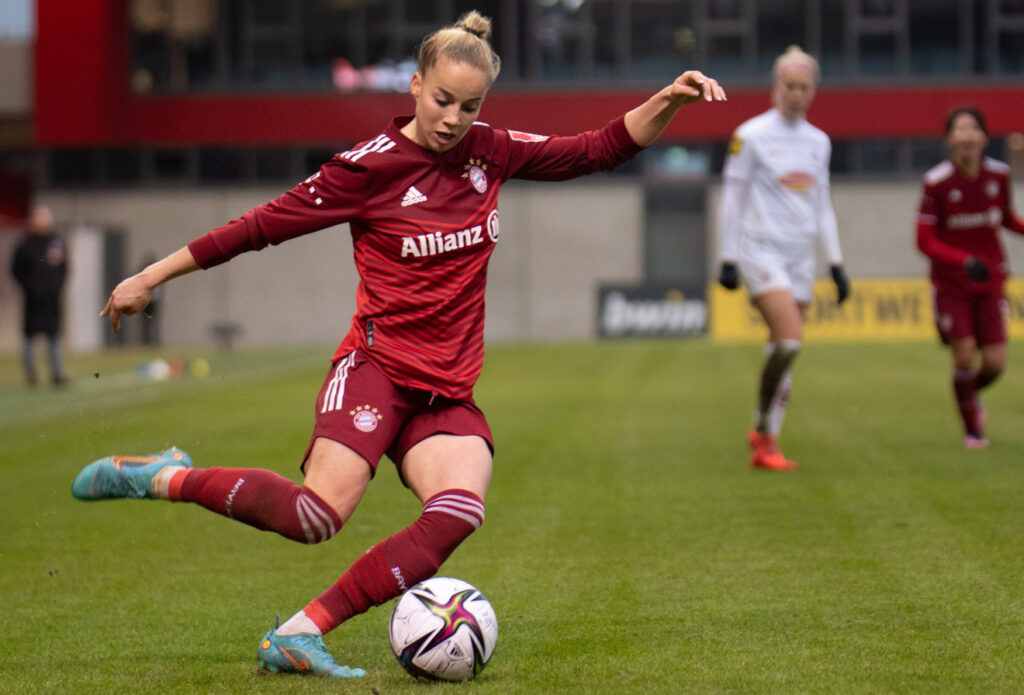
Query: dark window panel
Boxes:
[
  {"xmin": 858, "ymin": 139, "xmax": 900, "ymax": 172},
  {"xmin": 254, "ymin": 148, "xmax": 294, "ymax": 182},
  {"xmin": 153, "ymin": 149, "xmax": 192, "ymax": 180},
  {"xmin": 102, "ymin": 148, "xmax": 143, "ymax": 183},
  {"xmin": 199, "ymin": 148, "xmax": 248, "ymax": 182},
  {"xmin": 911, "ymin": 139, "xmax": 949, "ymax": 171},
  {"xmin": 50, "ymin": 150, "xmax": 97, "ymax": 185}
]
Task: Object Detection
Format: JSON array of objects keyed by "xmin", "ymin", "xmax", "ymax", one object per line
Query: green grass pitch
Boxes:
[{"xmin": 2, "ymin": 339, "xmax": 1023, "ymax": 694}]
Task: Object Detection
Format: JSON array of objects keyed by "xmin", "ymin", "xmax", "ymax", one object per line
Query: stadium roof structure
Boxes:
[{"xmin": 35, "ymin": 1, "xmax": 1024, "ymax": 147}]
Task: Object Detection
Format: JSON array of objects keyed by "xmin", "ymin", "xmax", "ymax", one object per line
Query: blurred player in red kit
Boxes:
[
  {"xmin": 916, "ymin": 106, "xmax": 1024, "ymax": 448},
  {"xmin": 71, "ymin": 11, "xmax": 726, "ymax": 678}
]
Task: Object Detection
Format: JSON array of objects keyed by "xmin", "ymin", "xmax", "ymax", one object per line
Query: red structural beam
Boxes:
[{"xmin": 34, "ymin": 0, "xmax": 1024, "ymax": 147}]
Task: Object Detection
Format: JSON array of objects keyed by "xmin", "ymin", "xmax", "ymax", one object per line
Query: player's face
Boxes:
[
  {"xmin": 772, "ymin": 65, "xmax": 816, "ymax": 121},
  {"xmin": 29, "ymin": 206, "xmax": 53, "ymax": 235},
  {"xmin": 947, "ymin": 113, "xmax": 987, "ymax": 164},
  {"xmin": 406, "ymin": 57, "xmax": 490, "ymax": 153}
]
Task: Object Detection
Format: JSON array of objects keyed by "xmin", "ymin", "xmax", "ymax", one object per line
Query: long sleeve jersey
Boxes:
[
  {"xmin": 916, "ymin": 156, "xmax": 1024, "ymax": 293},
  {"xmin": 719, "ymin": 108, "xmax": 842, "ymax": 265},
  {"xmin": 188, "ymin": 115, "xmax": 642, "ymax": 399}
]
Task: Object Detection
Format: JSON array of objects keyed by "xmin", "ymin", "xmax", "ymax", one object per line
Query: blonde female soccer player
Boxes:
[
  {"xmin": 716, "ymin": 46, "xmax": 849, "ymax": 471},
  {"xmin": 72, "ymin": 11, "xmax": 727, "ymax": 678}
]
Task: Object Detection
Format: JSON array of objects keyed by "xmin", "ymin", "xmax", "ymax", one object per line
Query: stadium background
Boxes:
[{"xmin": 1, "ymin": 0, "xmax": 1024, "ymax": 353}]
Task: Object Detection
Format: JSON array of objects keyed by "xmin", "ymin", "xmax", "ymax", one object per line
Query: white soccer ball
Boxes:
[{"xmin": 389, "ymin": 577, "xmax": 498, "ymax": 681}]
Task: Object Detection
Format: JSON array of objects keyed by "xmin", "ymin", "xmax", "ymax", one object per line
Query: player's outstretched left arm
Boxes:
[
  {"xmin": 624, "ymin": 71, "xmax": 726, "ymax": 147},
  {"xmin": 101, "ymin": 246, "xmax": 200, "ymax": 334},
  {"xmin": 1003, "ymin": 208, "xmax": 1024, "ymax": 236}
]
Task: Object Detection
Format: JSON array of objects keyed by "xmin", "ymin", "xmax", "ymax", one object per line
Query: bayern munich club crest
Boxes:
[
  {"xmin": 462, "ymin": 158, "xmax": 488, "ymax": 194},
  {"xmin": 350, "ymin": 405, "xmax": 382, "ymax": 432}
]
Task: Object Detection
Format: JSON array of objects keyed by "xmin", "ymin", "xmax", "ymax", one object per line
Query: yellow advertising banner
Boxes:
[{"xmin": 710, "ymin": 277, "xmax": 1024, "ymax": 342}]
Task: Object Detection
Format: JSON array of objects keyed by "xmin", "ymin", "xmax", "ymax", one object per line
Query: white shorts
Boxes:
[{"xmin": 737, "ymin": 236, "xmax": 816, "ymax": 303}]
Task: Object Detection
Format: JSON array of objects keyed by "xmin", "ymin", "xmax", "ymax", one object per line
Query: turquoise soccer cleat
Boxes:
[
  {"xmin": 71, "ymin": 447, "xmax": 192, "ymax": 500},
  {"xmin": 258, "ymin": 620, "xmax": 365, "ymax": 678}
]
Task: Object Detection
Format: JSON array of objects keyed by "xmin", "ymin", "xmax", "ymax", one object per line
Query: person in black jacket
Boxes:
[{"xmin": 11, "ymin": 206, "xmax": 69, "ymax": 387}]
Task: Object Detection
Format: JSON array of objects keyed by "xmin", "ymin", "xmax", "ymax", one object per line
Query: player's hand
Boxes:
[
  {"xmin": 100, "ymin": 274, "xmax": 153, "ymax": 334},
  {"xmin": 718, "ymin": 262, "xmax": 740, "ymax": 290},
  {"xmin": 830, "ymin": 265, "xmax": 850, "ymax": 305},
  {"xmin": 669, "ymin": 71, "xmax": 727, "ymax": 105},
  {"xmin": 964, "ymin": 256, "xmax": 989, "ymax": 282}
]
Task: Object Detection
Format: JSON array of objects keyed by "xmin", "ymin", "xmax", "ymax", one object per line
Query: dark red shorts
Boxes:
[
  {"xmin": 932, "ymin": 283, "xmax": 1007, "ymax": 347},
  {"xmin": 303, "ymin": 350, "xmax": 493, "ymax": 475}
]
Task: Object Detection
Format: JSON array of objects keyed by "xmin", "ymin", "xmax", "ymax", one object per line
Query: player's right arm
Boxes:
[
  {"xmin": 916, "ymin": 214, "xmax": 970, "ymax": 266},
  {"xmin": 915, "ymin": 182, "xmax": 970, "ymax": 267},
  {"xmin": 189, "ymin": 159, "xmax": 367, "ymax": 269},
  {"xmin": 915, "ymin": 182, "xmax": 990, "ymax": 282},
  {"xmin": 11, "ymin": 241, "xmax": 29, "ymax": 288},
  {"xmin": 101, "ymin": 246, "xmax": 199, "ymax": 333},
  {"xmin": 101, "ymin": 156, "xmax": 369, "ymax": 333}
]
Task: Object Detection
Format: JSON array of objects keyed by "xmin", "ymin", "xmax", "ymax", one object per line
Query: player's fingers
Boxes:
[
  {"xmin": 670, "ymin": 71, "xmax": 698, "ymax": 94},
  {"xmin": 690, "ymin": 74, "xmax": 725, "ymax": 102},
  {"xmin": 704, "ymin": 79, "xmax": 727, "ymax": 101},
  {"xmin": 102, "ymin": 294, "xmax": 127, "ymax": 333},
  {"xmin": 674, "ymin": 82, "xmax": 702, "ymax": 100},
  {"xmin": 675, "ymin": 72, "xmax": 725, "ymax": 103}
]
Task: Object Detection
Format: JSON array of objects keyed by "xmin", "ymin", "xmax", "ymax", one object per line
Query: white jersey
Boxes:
[{"xmin": 719, "ymin": 108, "xmax": 842, "ymax": 265}]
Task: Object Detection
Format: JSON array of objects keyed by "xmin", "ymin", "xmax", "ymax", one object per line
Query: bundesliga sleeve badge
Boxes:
[{"xmin": 507, "ymin": 130, "xmax": 549, "ymax": 143}]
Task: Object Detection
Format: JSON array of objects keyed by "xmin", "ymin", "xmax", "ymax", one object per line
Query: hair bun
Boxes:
[{"xmin": 457, "ymin": 11, "xmax": 492, "ymax": 40}]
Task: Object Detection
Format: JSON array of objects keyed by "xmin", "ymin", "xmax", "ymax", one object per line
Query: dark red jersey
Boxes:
[
  {"xmin": 188, "ymin": 115, "xmax": 642, "ymax": 399},
  {"xmin": 916, "ymin": 156, "xmax": 1024, "ymax": 293}
]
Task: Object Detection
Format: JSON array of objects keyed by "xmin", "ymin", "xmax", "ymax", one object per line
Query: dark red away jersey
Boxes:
[
  {"xmin": 917, "ymin": 157, "xmax": 1024, "ymax": 292},
  {"xmin": 188, "ymin": 115, "xmax": 642, "ymax": 399}
]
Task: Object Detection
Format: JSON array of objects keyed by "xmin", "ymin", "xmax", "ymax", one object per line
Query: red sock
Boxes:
[
  {"xmin": 173, "ymin": 467, "xmax": 341, "ymax": 544},
  {"xmin": 974, "ymin": 367, "xmax": 1000, "ymax": 393},
  {"xmin": 303, "ymin": 489, "xmax": 484, "ymax": 634},
  {"xmin": 953, "ymin": 368, "xmax": 980, "ymax": 436}
]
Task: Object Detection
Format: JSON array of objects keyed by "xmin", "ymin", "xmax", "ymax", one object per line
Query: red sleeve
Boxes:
[
  {"xmin": 1003, "ymin": 180, "xmax": 1024, "ymax": 235},
  {"xmin": 189, "ymin": 159, "xmax": 367, "ymax": 269},
  {"xmin": 500, "ymin": 116, "xmax": 643, "ymax": 183},
  {"xmin": 915, "ymin": 182, "xmax": 970, "ymax": 267},
  {"xmin": 1003, "ymin": 210, "xmax": 1024, "ymax": 235},
  {"xmin": 916, "ymin": 216, "xmax": 969, "ymax": 266}
]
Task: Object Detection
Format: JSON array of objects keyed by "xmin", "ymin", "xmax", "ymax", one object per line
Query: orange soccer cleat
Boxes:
[{"xmin": 748, "ymin": 431, "xmax": 798, "ymax": 471}]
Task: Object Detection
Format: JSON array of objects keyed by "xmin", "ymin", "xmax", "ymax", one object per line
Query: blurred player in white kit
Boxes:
[{"xmin": 716, "ymin": 46, "xmax": 850, "ymax": 471}]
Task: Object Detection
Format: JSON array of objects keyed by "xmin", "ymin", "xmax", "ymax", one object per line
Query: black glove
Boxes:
[
  {"xmin": 830, "ymin": 265, "xmax": 850, "ymax": 305},
  {"xmin": 964, "ymin": 256, "xmax": 989, "ymax": 282},
  {"xmin": 718, "ymin": 262, "xmax": 739, "ymax": 290}
]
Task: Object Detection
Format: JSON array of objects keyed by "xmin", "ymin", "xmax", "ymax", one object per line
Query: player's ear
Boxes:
[{"xmin": 409, "ymin": 72, "xmax": 422, "ymax": 98}]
